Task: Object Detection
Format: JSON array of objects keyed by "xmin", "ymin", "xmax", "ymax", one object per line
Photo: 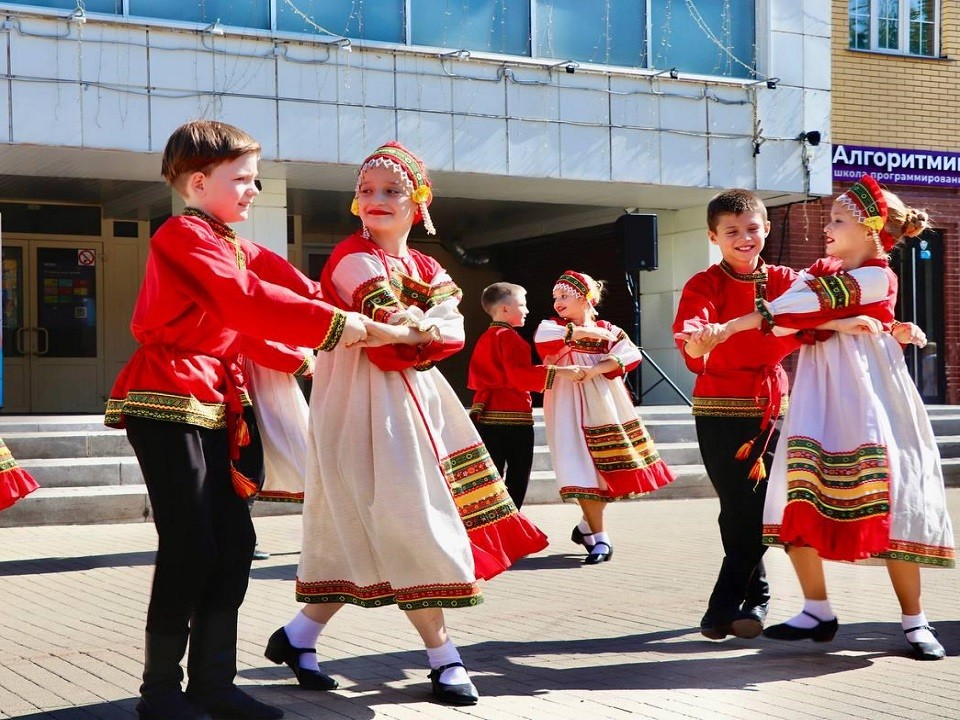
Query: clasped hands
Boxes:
[{"xmin": 339, "ymin": 313, "xmax": 438, "ymax": 348}]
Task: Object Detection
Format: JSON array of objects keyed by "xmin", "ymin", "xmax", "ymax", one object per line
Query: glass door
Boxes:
[
  {"xmin": 892, "ymin": 230, "xmax": 944, "ymax": 403},
  {"xmin": 1, "ymin": 238, "xmax": 104, "ymax": 413}
]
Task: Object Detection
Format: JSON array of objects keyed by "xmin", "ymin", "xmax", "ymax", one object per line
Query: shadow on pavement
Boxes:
[
  {"xmin": 241, "ymin": 622, "xmax": 926, "ymax": 697},
  {"xmin": 0, "ymin": 551, "xmax": 156, "ymax": 576}
]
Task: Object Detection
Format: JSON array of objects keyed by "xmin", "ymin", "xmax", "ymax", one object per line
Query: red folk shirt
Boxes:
[
  {"xmin": 467, "ymin": 322, "xmax": 557, "ymax": 426},
  {"xmin": 105, "ymin": 213, "xmax": 345, "ymax": 430},
  {"xmin": 672, "ymin": 260, "xmax": 799, "ymax": 419}
]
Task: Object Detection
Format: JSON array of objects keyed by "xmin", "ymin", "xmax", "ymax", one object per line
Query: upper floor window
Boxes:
[
  {"xmin": 0, "ymin": 0, "xmax": 758, "ymax": 78},
  {"xmin": 849, "ymin": 0, "xmax": 939, "ymax": 57}
]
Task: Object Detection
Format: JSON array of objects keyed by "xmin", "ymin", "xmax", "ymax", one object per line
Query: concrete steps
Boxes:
[{"xmin": 2, "ymin": 407, "xmax": 960, "ymax": 527}]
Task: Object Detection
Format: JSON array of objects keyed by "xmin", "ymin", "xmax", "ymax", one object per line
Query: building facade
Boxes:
[
  {"xmin": 770, "ymin": 0, "xmax": 957, "ymax": 403},
  {"xmin": 0, "ymin": 1, "xmax": 831, "ymax": 411}
]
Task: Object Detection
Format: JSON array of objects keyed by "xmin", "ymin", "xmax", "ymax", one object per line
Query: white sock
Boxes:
[
  {"xmin": 426, "ymin": 640, "xmax": 470, "ymax": 685},
  {"xmin": 588, "ymin": 531, "xmax": 611, "ymax": 554},
  {"xmin": 284, "ymin": 611, "xmax": 325, "ymax": 671},
  {"xmin": 785, "ymin": 599, "xmax": 834, "ymax": 628},
  {"xmin": 577, "ymin": 518, "xmax": 592, "ymax": 534},
  {"xmin": 902, "ymin": 612, "xmax": 936, "ymax": 644}
]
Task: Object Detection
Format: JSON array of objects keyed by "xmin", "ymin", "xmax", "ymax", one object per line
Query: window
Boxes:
[
  {"xmin": 0, "ymin": 0, "xmax": 758, "ymax": 78},
  {"xmin": 413, "ymin": 0, "xmax": 529, "ymax": 56},
  {"xmin": 276, "ymin": 0, "xmax": 403, "ymax": 43},
  {"xmin": 848, "ymin": 0, "xmax": 939, "ymax": 57}
]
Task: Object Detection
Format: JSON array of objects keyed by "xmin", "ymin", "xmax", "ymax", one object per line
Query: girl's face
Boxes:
[
  {"xmin": 553, "ymin": 288, "xmax": 590, "ymax": 324},
  {"xmin": 357, "ymin": 165, "xmax": 416, "ymax": 240},
  {"xmin": 824, "ymin": 202, "xmax": 873, "ymax": 267}
]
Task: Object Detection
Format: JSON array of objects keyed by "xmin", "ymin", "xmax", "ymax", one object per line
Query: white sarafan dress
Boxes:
[
  {"xmin": 762, "ymin": 258, "xmax": 954, "ymax": 567},
  {"xmin": 534, "ymin": 318, "xmax": 674, "ymax": 502},
  {"xmin": 296, "ymin": 232, "xmax": 547, "ymax": 609}
]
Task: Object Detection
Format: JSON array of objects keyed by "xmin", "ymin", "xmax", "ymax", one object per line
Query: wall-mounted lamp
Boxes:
[
  {"xmin": 550, "ymin": 59, "xmax": 580, "ymax": 74},
  {"xmin": 67, "ymin": 6, "xmax": 86, "ymax": 24},
  {"xmin": 652, "ymin": 67, "xmax": 680, "ymax": 80},
  {"xmin": 439, "ymin": 49, "xmax": 471, "ymax": 61},
  {"xmin": 747, "ymin": 77, "xmax": 779, "ymax": 90},
  {"xmin": 799, "ymin": 130, "xmax": 822, "ymax": 146},
  {"xmin": 202, "ymin": 18, "xmax": 224, "ymax": 36}
]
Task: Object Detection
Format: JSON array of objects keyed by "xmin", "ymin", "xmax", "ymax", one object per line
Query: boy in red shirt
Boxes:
[
  {"xmin": 673, "ymin": 189, "xmax": 800, "ymax": 641},
  {"xmin": 468, "ymin": 282, "xmax": 580, "ymax": 508},
  {"xmin": 106, "ymin": 120, "xmax": 369, "ymax": 720}
]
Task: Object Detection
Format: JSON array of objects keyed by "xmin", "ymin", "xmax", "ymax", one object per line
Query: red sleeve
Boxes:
[
  {"xmin": 672, "ymin": 272, "xmax": 715, "ymax": 374},
  {"xmin": 501, "ymin": 331, "xmax": 550, "ymax": 392},
  {"xmin": 153, "ymin": 218, "xmax": 344, "ymax": 351},
  {"xmin": 241, "ymin": 338, "xmax": 312, "ymax": 375},
  {"xmin": 246, "ymin": 243, "xmax": 324, "ymax": 301}
]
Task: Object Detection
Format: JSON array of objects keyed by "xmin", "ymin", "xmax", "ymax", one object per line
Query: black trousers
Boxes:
[
  {"xmin": 126, "ymin": 410, "xmax": 262, "ymax": 635},
  {"xmin": 696, "ymin": 414, "xmax": 777, "ymax": 623},
  {"xmin": 476, "ymin": 423, "xmax": 535, "ymax": 509}
]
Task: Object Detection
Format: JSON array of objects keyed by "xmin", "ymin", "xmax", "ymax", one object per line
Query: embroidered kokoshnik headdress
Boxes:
[
  {"xmin": 836, "ymin": 174, "xmax": 895, "ymax": 252},
  {"xmin": 554, "ymin": 270, "xmax": 599, "ymax": 307},
  {"xmin": 351, "ymin": 141, "xmax": 436, "ymax": 235}
]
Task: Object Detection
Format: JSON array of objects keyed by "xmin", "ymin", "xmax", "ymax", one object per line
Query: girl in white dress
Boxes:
[
  {"xmin": 714, "ymin": 175, "xmax": 954, "ymax": 660},
  {"xmin": 264, "ymin": 142, "xmax": 548, "ymax": 705},
  {"xmin": 534, "ymin": 271, "xmax": 675, "ymax": 564}
]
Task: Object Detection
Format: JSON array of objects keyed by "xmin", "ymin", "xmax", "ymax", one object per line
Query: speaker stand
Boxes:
[{"xmin": 624, "ymin": 271, "xmax": 691, "ymax": 407}]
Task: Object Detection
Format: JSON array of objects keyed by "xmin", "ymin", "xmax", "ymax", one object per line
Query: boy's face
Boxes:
[
  {"xmin": 184, "ymin": 152, "xmax": 260, "ymax": 224},
  {"xmin": 357, "ymin": 165, "xmax": 416, "ymax": 239},
  {"xmin": 708, "ymin": 211, "xmax": 770, "ymax": 270},
  {"xmin": 500, "ymin": 293, "xmax": 529, "ymax": 327}
]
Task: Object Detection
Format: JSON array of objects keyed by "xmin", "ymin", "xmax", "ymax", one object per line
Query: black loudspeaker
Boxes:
[{"xmin": 617, "ymin": 213, "xmax": 658, "ymax": 271}]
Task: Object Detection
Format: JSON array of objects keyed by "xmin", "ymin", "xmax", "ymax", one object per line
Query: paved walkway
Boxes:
[{"xmin": 2, "ymin": 493, "xmax": 959, "ymax": 720}]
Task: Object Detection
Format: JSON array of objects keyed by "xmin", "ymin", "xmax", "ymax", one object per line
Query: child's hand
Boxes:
[
  {"xmin": 556, "ymin": 366, "xmax": 585, "ymax": 382},
  {"xmin": 829, "ymin": 315, "xmax": 883, "ymax": 336},
  {"xmin": 340, "ymin": 312, "xmax": 369, "ymax": 347},
  {"xmin": 357, "ymin": 317, "xmax": 406, "ymax": 347},
  {"xmin": 576, "ymin": 366, "xmax": 599, "ymax": 383},
  {"xmin": 891, "ymin": 321, "xmax": 927, "ymax": 347},
  {"xmin": 679, "ymin": 323, "xmax": 726, "ymax": 358}
]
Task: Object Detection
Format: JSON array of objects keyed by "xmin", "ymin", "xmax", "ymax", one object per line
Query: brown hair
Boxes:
[
  {"xmin": 481, "ymin": 282, "xmax": 526, "ymax": 315},
  {"xmin": 706, "ymin": 188, "xmax": 768, "ymax": 231},
  {"xmin": 881, "ymin": 189, "xmax": 931, "ymax": 243},
  {"xmin": 161, "ymin": 120, "xmax": 261, "ymax": 194}
]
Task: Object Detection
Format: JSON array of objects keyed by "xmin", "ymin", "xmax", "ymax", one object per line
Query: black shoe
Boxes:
[
  {"xmin": 583, "ymin": 541, "xmax": 612, "ymax": 565},
  {"xmin": 763, "ymin": 611, "xmax": 838, "ymax": 642},
  {"xmin": 731, "ymin": 605, "xmax": 767, "ymax": 639},
  {"xmin": 264, "ymin": 627, "xmax": 339, "ymax": 691},
  {"xmin": 428, "ymin": 662, "xmax": 479, "ymax": 706},
  {"xmin": 186, "ymin": 685, "xmax": 283, "ymax": 720},
  {"xmin": 904, "ymin": 625, "xmax": 946, "ymax": 661},
  {"xmin": 252, "ymin": 546, "xmax": 271, "ymax": 561},
  {"xmin": 570, "ymin": 525, "xmax": 594, "ymax": 548}
]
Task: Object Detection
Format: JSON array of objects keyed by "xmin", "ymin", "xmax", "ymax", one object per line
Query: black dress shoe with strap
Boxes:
[
  {"xmin": 763, "ymin": 611, "xmax": 838, "ymax": 642},
  {"xmin": 428, "ymin": 662, "xmax": 479, "ymax": 706},
  {"xmin": 570, "ymin": 525, "xmax": 595, "ymax": 548},
  {"xmin": 264, "ymin": 627, "xmax": 339, "ymax": 690},
  {"xmin": 583, "ymin": 541, "xmax": 613, "ymax": 565},
  {"xmin": 904, "ymin": 624, "xmax": 945, "ymax": 660}
]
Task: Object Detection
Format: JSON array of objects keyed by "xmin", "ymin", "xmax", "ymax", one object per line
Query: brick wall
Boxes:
[
  {"xmin": 777, "ymin": 2, "xmax": 960, "ymax": 403},
  {"xmin": 832, "ymin": 1, "xmax": 960, "ymax": 151}
]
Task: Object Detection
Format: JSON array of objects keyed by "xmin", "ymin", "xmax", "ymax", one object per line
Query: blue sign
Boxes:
[{"xmin": 833, "ymin": 143, "xmax": 960, "ymax": 188}]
